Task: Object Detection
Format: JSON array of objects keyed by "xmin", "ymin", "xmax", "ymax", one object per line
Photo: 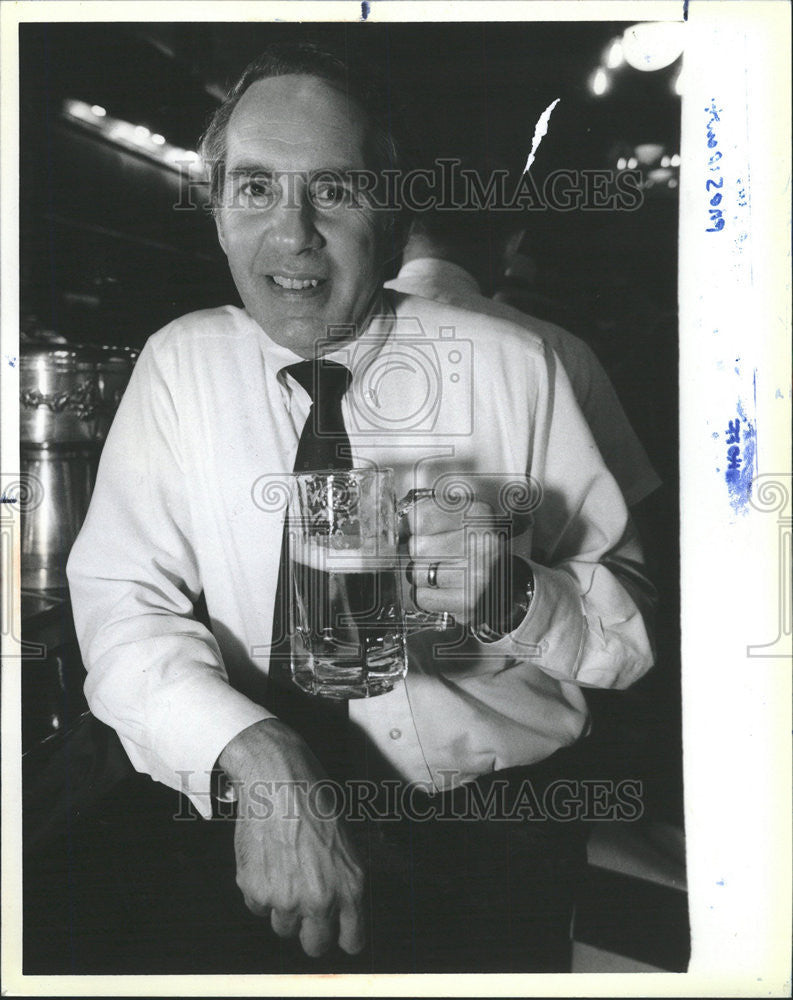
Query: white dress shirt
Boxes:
[
  {"xmin": 386, "ymin": 258, "xmax": 661, "ymax": 506},
  {"xmin": 67, "ymin": 293, "xmax": 654, "ymax": 818}
]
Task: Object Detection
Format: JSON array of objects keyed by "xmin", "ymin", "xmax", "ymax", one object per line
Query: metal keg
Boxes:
[{"xmin": 20, "ymin": 342, "xmax": 138, "ymax": 591}]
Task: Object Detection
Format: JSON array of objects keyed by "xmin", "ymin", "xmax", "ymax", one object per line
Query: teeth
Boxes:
[{"xmin": 272, "ymin": 275, "xmax": 320, "ymax": 289}]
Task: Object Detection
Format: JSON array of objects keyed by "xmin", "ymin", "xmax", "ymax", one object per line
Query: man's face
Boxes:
[{"xmin": 215, "ymin": 74, "xmax": 384, "ymax": 358}]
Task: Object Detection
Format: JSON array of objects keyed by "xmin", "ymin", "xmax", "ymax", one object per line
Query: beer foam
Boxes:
[{"xmin": 290, "ymin": 538, "xmax": 396, "ymax": 573}]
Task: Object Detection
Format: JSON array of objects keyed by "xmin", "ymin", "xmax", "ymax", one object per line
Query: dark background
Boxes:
[
  {"xmin": 20, "ymin": 20, "xmax": 684, "ymax": 973},
  {"xmin": 20, "ymin": 18, "xmax": 680, "ymax": 477}
]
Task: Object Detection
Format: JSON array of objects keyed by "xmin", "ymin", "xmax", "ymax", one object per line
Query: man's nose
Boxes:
[{"xmin": 267, "ymin": 178, "xmax": 322, "ymax": 253}]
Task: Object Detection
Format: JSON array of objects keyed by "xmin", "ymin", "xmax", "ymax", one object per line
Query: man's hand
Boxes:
[
  {"xmin": 404, "ymin": 494, "xmax": 509, "ymax": 629},
  {"xmin": 217, "ymin": 719, "xmax": 366, "ymax": 958}
]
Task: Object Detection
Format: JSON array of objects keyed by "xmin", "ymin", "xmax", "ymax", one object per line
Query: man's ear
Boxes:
[{"xmin": 214, "ymin": 212, "xmax": 228, "ymax": 256}]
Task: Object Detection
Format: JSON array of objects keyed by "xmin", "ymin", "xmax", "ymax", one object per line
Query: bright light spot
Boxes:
[
  {"xmin": 134, "ymin": 125, "xmax": 150, "ymax": 142},
  {"xmin": 627, "ymin": 156, "xmax": 638, "ymax": 169},
  {"xmin": 65, "ymin": 99, "xmax": 95, "ymax": 122},
  {"xmin": 671, "ymin": 153, "xmax": 681, "ymax": 167},
  {"xmin": 617, "ymin": 157, "xmax": 627, "ymax": 170},
  {"xmin": 590, "ymin": 68, "xmax": 609, "ymax": 96},
  {"xmin": 91, "ymin": 105, "xmax": 107, "ymax": 117},
  {"xmin": 668, "ymin": 178, "xmax": 678, "ymax": 188},
  {"xmin": 184, "ymin": 150, "xmax": 200, "ymax": 162},
  {"xmin": 151, "ymin": 133, "xmax": 166, "ymax": 146},
  {"xmin": 635, "ymin": 143, "xmax": 663, "ymax": 165},
  {"xmin": 109, "ymin": 121, "xmax": 134, "ymax": 142},
  {"xmin": 622, "ymin": 22, "xmax": 685, "ymax": 72},
  {"xmin": 661, "ymin": 155, "xmax": 671, "ymax": 168},
  {"xmin": 605, "ymin": 39, "xmax": 624, "ymax": 70}
]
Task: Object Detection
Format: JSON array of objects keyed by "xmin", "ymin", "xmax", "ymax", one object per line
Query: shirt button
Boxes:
[{"xmin": 389, "ymin": 728, "xmax": 402, "ymax": 740}]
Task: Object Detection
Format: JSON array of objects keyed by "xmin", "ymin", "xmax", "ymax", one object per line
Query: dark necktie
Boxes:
[{"xmin": 265, "ymin": 359, "xmax": 353, "ymax": 777}]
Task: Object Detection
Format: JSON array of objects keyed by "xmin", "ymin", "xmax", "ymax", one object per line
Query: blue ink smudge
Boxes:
[
  {"xmin": 6, "ymin": 356, "xmax": 16, "ymax": 367},
  {"xmin": 361, "ymin": 0, "xmax": 370, "ymax": 20},
  {"xmin": 683, "ymin": 0, "xmax": 689, "ymax": 21},
  {"xmin": 725, "ymin": 403, "xmax": 756, "ymax": 515}
]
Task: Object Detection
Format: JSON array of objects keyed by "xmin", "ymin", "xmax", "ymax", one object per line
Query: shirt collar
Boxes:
[
  {"xmin": 394, "ymin": 257, "xmax": 482, "ymax": 297},
  {"xmin": 245, "ymin": 290, "xmax": 397, "ymax": 387}
]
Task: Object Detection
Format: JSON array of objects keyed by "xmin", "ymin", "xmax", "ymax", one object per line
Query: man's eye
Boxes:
[
  {"xmin": 239, "ymin": 179, "xmax": 275, "ymax": 206},
  {"xmin": 311, "ymin": 181, "xmax": 350, "ymax": 208}
]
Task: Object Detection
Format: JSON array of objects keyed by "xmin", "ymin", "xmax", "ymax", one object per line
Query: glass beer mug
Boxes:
[{"xmin": 287, "ymin": 468, "xmax": 454, "ymax": 698}]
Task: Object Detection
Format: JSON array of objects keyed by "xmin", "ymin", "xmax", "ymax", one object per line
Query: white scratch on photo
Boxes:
[{"xmin": 522, "ymin": 98, "xmax": 560, "ymax": 174}]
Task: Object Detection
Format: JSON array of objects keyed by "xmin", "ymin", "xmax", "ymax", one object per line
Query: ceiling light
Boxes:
[
  {"xmin": 671, "ymin": 153, "xmax": 681, "ymax": 167},
  {"xmin": 605, "ymin": 39, "xmax": 624, "ymax": 70},
  {"xmin": 635, "ymin": 143, "xmax": 664, "ymax": 165},
  {"xmin": 622, "ymin": 22, "xmax": 685, "ymax": 72},
  {"xmin": 590, "ymin": 68, "xmax": 609, "ymax": 97},
  {"xmin": 151, "ymin": 134, "xmax": 166, "ymax": 146},
  {"xmin": 64, "ymin": 100, "xmax": 95, "ymax": 123},
  {"xmin": 90, "ymin": 105, "xmax": 107, "ymax": 118},
  {"xmin": 627, "ymin": 156, "xmax": 638, "ymax": 169},
  {"xmin": 617, "ymin": 157, "xmax": 627, "ymax": 170}
]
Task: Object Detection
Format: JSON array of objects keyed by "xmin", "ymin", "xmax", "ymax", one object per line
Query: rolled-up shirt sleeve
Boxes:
[
  {"xmin": 66, "ymin": 340, "xmax": 271, "ymax": 818},
  {"xmin": 494, "ymin": 344, "xmax": 656, "ymax": 690}
]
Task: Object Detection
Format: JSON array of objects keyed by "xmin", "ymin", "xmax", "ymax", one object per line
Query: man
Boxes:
[
  {"xmin": 386, "ymin": 198, "xmax": 661, "ymax": 513},
  {"xmin": 67, "ymin": 43, "xmax": 655, "ymax": 973}
]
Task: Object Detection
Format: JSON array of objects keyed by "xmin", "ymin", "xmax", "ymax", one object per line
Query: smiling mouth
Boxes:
[{"xmin": 268, "ymin": 275, "xmax": 326, "ymax": 290}]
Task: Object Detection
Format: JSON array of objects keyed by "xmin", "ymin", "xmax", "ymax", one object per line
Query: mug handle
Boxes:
[
  {"xmin": 397, "ymin": 487, "xmax": 456, "ymax": 633},
  {"xmin": 396, "ymin": 487, "xmax": 437, "ymax": 519}
]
